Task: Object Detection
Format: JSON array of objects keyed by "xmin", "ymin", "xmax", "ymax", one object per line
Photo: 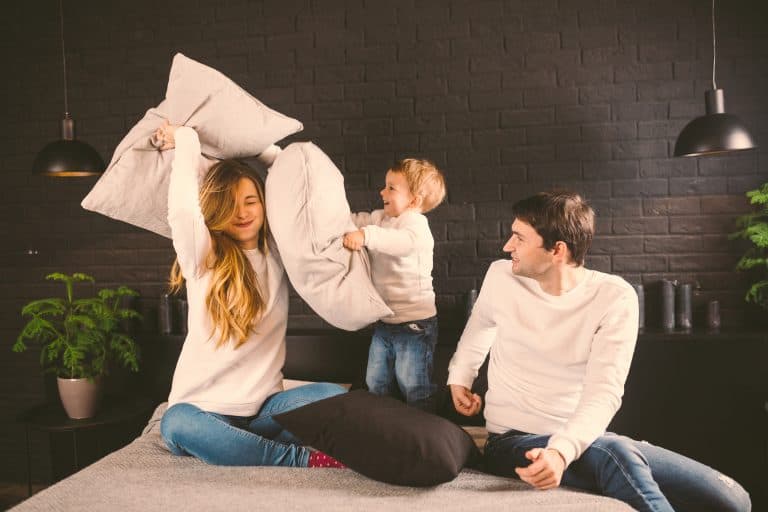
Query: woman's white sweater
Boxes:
[{"xmin": 166, "ymin": 127, "xmax": 289, "ymax": 417}]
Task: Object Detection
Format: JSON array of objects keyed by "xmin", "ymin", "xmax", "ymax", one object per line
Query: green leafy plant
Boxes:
[
  {"xmin": 12, "ymin": 272, "xmax": 142, "ymax": 379},
  {"xmin": 731, "ymin": 183, "xmax": 768, "ymax": 309}
]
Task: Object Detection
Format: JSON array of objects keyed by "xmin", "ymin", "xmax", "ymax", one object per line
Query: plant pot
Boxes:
[{"xmin": 57, "ymin": 376, "xmax": 103, "ymax": 419}]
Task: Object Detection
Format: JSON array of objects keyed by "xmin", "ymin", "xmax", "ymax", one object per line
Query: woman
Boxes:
[{"xmin": 157, "ymin": 121, "xmax": 345, "ymax": 468}]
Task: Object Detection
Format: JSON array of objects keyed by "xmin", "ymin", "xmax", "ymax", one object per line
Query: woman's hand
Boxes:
[
  {"xmin": 153, "ymin": 120, "xmax": 178, "ymax": 150},
  {"xmin": 343, "ymin": 230, "xmax": 365, "ymax": 251}
]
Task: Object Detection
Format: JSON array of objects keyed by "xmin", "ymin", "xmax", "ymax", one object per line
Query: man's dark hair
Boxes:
[{"xmin": 511, "ymin": 190, "xmax": 595, "ymax": 265}]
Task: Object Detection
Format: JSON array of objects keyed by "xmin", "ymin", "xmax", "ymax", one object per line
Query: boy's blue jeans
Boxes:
[
  {"xmin": 484, "ymin": 429, "xmax": 751, "ymax": 512},
  {"xmin": 365, "ymin": 316, "xmax": 438, "ymax": 406},
  {"xmin": 160, "ymin": 382, "xmax": 346, "ymax": 466}
]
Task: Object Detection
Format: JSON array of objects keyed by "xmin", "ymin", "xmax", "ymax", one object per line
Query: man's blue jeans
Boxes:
[
  {"xmin": 366, "ymin": 317, "xmax": 438, "ymax": 406},
  {"xmin": 484, "ymin": 430, "xmax": 751, "ymax": 512},
  {"xmin": 160, "ymin": 382, "xmax": 346, "ymax": 467}
]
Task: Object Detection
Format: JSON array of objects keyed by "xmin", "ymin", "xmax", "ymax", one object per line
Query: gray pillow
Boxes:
[
  {"xmin": 266, "ymin": 142, "xmax": 392, "ymax": 330},
  {"xmin": 81, "ymin": 53, "xmax": 302, "ymax": 238}
]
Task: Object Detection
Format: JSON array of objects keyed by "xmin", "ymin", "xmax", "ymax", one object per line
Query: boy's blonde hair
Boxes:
[{"xmin": 390, "ymin": 158, "xmax": 446, "ymax": 213}]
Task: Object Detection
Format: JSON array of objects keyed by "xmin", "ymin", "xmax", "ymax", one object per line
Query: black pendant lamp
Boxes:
[
  {"xmin": 674, "ymin": 0, "xmax": 757, "ymax": 157},
  {"xmin": 33, "ymin": 0, "xmax": 104, "ymax": 177}
]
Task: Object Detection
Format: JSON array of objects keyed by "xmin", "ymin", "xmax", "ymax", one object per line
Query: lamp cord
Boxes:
[
  {"xmin": 711, "ymin": 0, "xmax": 717, "ymax": 90},
  {"xmin": 59, "ymin": 0, "xmax": 69, "ymax": 115}
]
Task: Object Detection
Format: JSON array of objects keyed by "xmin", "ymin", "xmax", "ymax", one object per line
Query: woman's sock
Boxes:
[{"xmin": 308, "ymin": 450, "xmax": 346, "ymax": 468}]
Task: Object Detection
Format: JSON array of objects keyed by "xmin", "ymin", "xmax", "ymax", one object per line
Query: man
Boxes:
[{"xmin": 448, "ymin": 191, "xmax": 750, "ymax": 512}]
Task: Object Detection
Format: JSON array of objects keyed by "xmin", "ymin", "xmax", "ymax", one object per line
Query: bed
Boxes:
[{"xmin": 11, "ymin": 330, "xmax": 632, "ymax": 511}]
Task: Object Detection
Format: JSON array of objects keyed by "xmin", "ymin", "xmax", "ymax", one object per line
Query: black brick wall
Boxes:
[{"xmin": 1, "ymin": 0, "xmax": 766, "ymax": 482}]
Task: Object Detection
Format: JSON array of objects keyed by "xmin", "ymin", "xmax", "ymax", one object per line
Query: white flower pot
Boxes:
[{"xmin": 57, "ymin": 377, "xmax": 103, "ymax": 419}]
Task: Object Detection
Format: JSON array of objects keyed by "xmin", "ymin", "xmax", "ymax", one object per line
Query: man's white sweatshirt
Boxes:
[{"xmin": 448, "ymin": 259, "xmax": 639, "ymax": 466}]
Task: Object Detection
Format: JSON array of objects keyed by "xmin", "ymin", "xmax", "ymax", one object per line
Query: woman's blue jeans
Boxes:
[
  {"xmin": 484, "ymin": 430, "xmax": 751, "ymax": 512},
  {"xmin": 365, "ymin": 317, "xmax": 438, "ymax": 406},
  {"xmin": 160, "ymin": 382, "xmax": 346, "ymax": 467}
]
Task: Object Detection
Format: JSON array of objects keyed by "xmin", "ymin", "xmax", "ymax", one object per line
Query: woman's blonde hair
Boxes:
[
  {"xmin": 169, "ymin": 159, "xmax": 269, "ymax": 349},
  {"xmin": 391, "ymin": 158, "xmax": 446, "ymax": 213}
]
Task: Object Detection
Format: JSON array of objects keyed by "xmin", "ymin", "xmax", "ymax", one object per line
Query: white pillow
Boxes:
[
  {"xmin": 81, "ymin": 53, "xmax": 302, "ymax": 238},
  {"xmin": 266, "ymin": 142, "xmax": 392, "ymax": 331}
]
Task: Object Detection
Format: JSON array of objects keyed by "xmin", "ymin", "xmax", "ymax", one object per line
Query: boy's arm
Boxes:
[
  {"xmin": 344, "ymin": 211, "xmax": 381, "ymax": 251},
  {"xmin": 350, "ymin": 210, "xmax": 380, "ymax": 228},
  {"xmin": 545, "ymin": 287, "xmax": 639, "ymax": 467},
  {"xmin": 362, "ymin": 213, "xmax": 428, "ymax": 257}
]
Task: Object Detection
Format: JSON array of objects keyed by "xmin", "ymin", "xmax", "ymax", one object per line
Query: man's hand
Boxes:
[
  {"xmin": 153, "ymin": 120, "xmax": 178, "ymax": 150},
  {"xmin": 449, "ymin": 384, "xmax": 482, "ymax": 416},
  {"xmin": 515, "ymin": 448, "xmax": 566, "ymax": 490},
  {"xmin": 343, "ymin": 230, "xmax": 365, "ymax": 251}
]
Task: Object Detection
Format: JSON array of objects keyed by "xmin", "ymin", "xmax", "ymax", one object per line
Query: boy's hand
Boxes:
[
  {"xmin": 153, "ymin": 120, "xmax": 178, "ymax": 150},
  {"xmin": 343, "ymin": 230, "xmax": 365, "ymax": 251},
  {"xmin": 449, "ymin": 384, "xmax": 482, "ymax": 416},
  {"xmin": 515, "ymin": 448, "xmax": 566, "ymax": 490}
]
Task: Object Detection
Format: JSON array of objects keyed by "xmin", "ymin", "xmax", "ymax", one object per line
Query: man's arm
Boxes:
[
  {"xmin": 517, "ymin": 285, "xmax": 638, "ymax": 490},
  {"xmin": 447, "ymin": 264, "xmax": 500, "ymax": 416},
  {"xmin": 546, "ymin": 286, "xmax": 639, "ymax": 467}
]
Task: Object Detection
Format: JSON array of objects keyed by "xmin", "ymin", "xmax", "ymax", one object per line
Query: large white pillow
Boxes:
[
  {"xmin": 81, "ymin": 53, "xmax": 302, "ymax": 238},
  {"xmin": 266, "ymin": 142, "xmax": 392, "ymax": 331}
]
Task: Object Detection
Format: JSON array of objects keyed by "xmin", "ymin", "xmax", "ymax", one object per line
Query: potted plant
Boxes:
[
  {"xmin": 731, "ymin": 182, "xmax": 768, "ymax": 312},
  {"xmin": 12, "ymin": 272, "xmax": 142, "ymax": 419}
]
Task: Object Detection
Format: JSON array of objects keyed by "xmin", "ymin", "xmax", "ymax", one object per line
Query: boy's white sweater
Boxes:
[
  {"xmin": 352, "ymin": 209, "xmax": 436, "ymax": 324},
  {"xmin": 448, "ymin": 259, "xmax": 639, "ymax": 466},
  {"xmin": 166, "ymin": 127, "xmax": 289, "ymax": 416}
]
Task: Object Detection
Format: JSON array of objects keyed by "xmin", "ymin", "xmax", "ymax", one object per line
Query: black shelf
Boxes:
[
  {"xmin": 18, "ymin": 394, "xmax": 156, "ymax": 494},
  {"xmin": 638, "ymin": 328, "xmax": 768, "ymax": 343}
]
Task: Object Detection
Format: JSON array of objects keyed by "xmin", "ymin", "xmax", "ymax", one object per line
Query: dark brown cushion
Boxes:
[{"xmin": 274, "ymin": 390, "xmax": 480, "ymax": 486}]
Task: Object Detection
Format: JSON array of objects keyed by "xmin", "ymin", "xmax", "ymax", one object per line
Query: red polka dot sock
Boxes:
[{"xmin": 308, "ymin": 450, "xmax": 346, "ymax": 469}]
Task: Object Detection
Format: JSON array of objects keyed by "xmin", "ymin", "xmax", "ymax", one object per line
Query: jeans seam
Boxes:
[
  {"xmin": 589, "ymin": 443, "xmax": 664, "ymax": 512},
  {"xmin": 206, "ymin": 412, "xmax": 275, "ymax": 443}
]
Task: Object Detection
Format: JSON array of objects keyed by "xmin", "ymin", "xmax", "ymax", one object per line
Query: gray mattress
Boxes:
[{"xmin": 11, "ymin": 404, "xmax": 632, "ymax": 511}]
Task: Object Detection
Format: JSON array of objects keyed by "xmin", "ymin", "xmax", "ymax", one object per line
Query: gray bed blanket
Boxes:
[{"xmin": 12, "ymin": 404, "xmax": 632, "ymax": 512}]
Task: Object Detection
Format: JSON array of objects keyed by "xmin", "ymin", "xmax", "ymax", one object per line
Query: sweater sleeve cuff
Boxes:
[
  {"xmin": 447, "ymin": 369, "xmax": 476, "ymax": 390},
  {"xmin": 361, "ymin": 226, "xmax": 371, "ymax": 247},
  {"xmin": 546, "ymin": 436, "xmax": 577, "ymax": 467},
  {"xmin": 175, "ymin": 126, "xmax": 198, "ymax": 149}
]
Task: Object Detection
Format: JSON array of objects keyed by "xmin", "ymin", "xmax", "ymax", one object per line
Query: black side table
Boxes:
[{"xmin": 18, "ymin": 394, "xmax": 156, "ymax": 496}]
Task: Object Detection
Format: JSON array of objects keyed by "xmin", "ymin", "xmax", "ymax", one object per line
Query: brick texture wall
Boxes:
[{"xmin": 1, "ymin": 0, "xmax": 766, "ymax": 482}]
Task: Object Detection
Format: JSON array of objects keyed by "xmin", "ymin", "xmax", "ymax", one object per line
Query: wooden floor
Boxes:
[{"xmin": 0, "ymin": 482, "xmax": 47, "ymax": 510}]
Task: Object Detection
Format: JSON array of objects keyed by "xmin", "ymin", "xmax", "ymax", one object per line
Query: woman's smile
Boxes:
[{"xmin": 233, "ymin": 219, "xmax": 254, "ymax": 229}]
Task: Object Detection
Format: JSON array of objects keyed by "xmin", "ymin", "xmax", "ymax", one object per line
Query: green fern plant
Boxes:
[
  {"xmin": 731, "ymin": 183, "xmax": 768, "ymax": 309},
  {"xmin": 12, "ymin": 273, "xmax": 142, "ymax": 379}
]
